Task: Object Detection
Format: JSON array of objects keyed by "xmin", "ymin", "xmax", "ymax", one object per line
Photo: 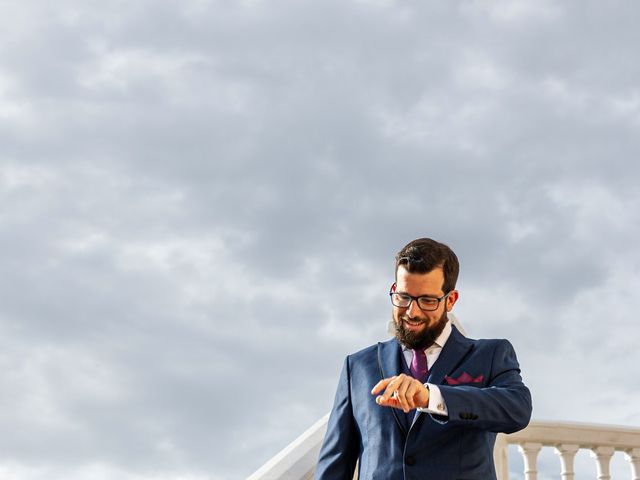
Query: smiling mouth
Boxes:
[{"xmin": 403, "ymin": 318, "xmax": 426, "ymax": 327}]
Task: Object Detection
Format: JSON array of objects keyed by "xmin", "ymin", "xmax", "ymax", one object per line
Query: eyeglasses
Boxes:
[{"xmin": 389, "ymin": 284, "xmax": 451, "ymax": 312}]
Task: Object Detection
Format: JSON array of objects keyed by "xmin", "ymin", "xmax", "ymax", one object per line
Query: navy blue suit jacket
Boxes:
[{"xmin": 315, "ymin": 326, "xmax": 532, "ymax": 480}]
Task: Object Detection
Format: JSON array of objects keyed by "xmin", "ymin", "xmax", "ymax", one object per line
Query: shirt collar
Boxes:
[{"xmin": 401, "ymin": 319, "xmax": 452, "ymax": 352}]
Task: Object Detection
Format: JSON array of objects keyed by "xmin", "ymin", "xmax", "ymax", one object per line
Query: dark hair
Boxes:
[{"xmin": 395, "ymin": 238, "xmax": 459, "ymax": 293}]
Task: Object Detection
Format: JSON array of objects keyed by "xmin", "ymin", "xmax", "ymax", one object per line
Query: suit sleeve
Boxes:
[
  {"xmin": 435, "ymin": 340, "xmax": 532, "ymax": 433},
  {"xmin": 314, "ymin": 356, "xmax": 360, "ymax": 480}
]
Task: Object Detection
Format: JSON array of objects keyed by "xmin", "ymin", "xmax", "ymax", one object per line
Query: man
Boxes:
[{"xmin": 315, "ymin": 238, "xmax": 532, "ymax": 480}]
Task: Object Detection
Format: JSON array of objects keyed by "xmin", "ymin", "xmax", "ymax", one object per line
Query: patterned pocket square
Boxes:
[{"xmin": 444, "ymin": 372, "xmax": 484, "ymax": 385}]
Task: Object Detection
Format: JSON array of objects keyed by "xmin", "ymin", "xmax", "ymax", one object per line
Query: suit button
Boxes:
[{"xmin": 405, "ymin": 456, "xmax": 415, "ymax": 466}]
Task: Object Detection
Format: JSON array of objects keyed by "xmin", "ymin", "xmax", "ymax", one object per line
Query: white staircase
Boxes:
[{"xmin": 248, "ymin": 415, "xmax": 640, "ymax": 480}]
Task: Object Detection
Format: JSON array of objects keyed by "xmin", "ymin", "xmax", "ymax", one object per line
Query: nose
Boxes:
[{"xmin": 406, "ymin": 298, "xmax": 423, "ymax": 318}]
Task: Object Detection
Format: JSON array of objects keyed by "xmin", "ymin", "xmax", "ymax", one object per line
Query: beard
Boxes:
[{"xmin": 394, "ymin": 309, "xmax": 449, "ymax": 350}]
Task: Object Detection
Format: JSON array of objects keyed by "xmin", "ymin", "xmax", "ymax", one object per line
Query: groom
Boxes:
[{"xmin": 315, "ymin": 238, "xmax": 532, "ymax": 480}]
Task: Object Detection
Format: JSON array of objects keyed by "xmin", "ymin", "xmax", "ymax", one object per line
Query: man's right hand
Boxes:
[{"xmin": 371, "ymin": 374, "xmax": 429, "ymax": 413}]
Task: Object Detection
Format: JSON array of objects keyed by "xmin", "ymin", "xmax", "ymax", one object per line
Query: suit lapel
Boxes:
[
  {"xmin": 427, "ymin": 325, "xmax": 474, "ymax": 386},
  {"xmin": 408, "ymin": 325, "xmax": 474, "ymax": 429},
  {"xmin": 377, "ymin": 338, "xmax": 409, "ymax": 435}
]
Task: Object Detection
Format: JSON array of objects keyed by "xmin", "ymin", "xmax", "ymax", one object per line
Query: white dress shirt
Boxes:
[{"xmin": 401, "ymin": 320, "xmax": 451, "ymax": 416}]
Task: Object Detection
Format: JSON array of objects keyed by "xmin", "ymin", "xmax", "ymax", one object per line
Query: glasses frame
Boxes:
[{"xmin": 389, "ymin": 283, "xmax": 451, "ymax": 312}]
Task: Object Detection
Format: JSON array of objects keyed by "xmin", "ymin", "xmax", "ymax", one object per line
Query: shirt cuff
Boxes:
[{"xmin": 417, "ymin": 383, "xmax": 448, "ymax": 415}]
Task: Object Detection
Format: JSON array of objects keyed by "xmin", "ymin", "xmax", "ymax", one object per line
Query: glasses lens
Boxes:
[
  {"xmin": 417, "ymin": 297, "xmax": 439, "ymax": 311},
  {"xmin": 391, "ymin": 293, "xmax": 411, "ymax": 307}
]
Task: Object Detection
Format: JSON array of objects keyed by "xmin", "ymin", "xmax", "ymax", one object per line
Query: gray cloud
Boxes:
[{"xmin": 1, "ymin": 0, "xmax": 640, "ymax": 478}]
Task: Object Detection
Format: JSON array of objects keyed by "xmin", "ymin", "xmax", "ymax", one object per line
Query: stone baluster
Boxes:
[
  {"xmin": 554, "ymin": 444, "xmax": 580, "ymax": 480},
  {"xmin": 493, "ymin": 434, "xmax": 509, "ymax": 480},
  {"xmin": 518, "ymin": 442, "xmax": 542, "ymax": 480},
  {"xmin": 625, "ymin": 448, "xmax": 640, "ymax": 480},
  {"xmin": 590, "ymin": 446, "xmax": 615, "ymax": 480}
]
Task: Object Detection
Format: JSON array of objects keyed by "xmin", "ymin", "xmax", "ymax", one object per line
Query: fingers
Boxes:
[
  {"xmin": 371, "ymin": 377, "xmax": 394, "ymax": 395},
  {"xmin": 395, "ymin": 379, "xmax": 412, "ymax": 412},
  {"xmin": 404, "ymin": 382, "xmax": 420, "ymax": 410},
  {"xmin": 372, "ymin": 377, "xmax": 403, "ymax": 411},
  {"xmin": 375, "ymin": 393, "xmax": 401, "ymax": 409},
  {"xmin": 372, "ymin": 374, "xmax": 426, "ymax": 413}
]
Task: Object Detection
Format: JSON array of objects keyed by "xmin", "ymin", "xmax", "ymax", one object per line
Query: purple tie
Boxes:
[{"xmin": 410, "ymin": 349, "xmax": 428, "ymax": 380}]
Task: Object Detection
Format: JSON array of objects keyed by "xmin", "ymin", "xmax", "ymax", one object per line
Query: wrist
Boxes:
[{"xmin": 421, "ymin": 383, "xmax": 430, "ymax": 409}]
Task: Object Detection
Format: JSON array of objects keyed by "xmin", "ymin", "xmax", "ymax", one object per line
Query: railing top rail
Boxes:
[{"xmin": 505, "ymin": 419, "xmax": 640, "ymax": 450}]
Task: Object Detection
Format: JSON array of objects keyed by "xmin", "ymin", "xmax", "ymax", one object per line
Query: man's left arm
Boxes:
[{"xmin": 434, "ymin": 339, "xmax": 532, "ymax": 433}]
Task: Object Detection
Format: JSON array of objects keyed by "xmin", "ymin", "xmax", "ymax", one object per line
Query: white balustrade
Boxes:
[
  {"xmin": 248, "ymin": 418, "xmax": 640, "ymax": 480},
  {"xmin": 246, "ymin": 414, "xmax": 329, "ymax": 480},
  {"xmin": 496, "ymin": 421, "xmax": 640, "ymax": 480}
]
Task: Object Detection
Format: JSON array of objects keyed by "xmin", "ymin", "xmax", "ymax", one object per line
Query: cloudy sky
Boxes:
[{"xmin": 2, "ymin": 0, "xmax": 640, "ymax": 479}]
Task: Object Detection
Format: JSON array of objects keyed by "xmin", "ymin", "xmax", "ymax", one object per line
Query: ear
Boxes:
[
  {"xmin": 390, "ymin": 283, "xmax": 397, "ymax": 292},
  {"xmin": 445, "ymin": 290, "xmax": 459, "ymax": 311}
]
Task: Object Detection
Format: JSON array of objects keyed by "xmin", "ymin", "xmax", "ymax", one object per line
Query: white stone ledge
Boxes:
[
  {"xmin": 504, "ymin": 420, "xmax": 640, "ymax": 450},
  {"xmin": 247, "ymin": 414, "xmax": 330, "ymax": 480}
]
